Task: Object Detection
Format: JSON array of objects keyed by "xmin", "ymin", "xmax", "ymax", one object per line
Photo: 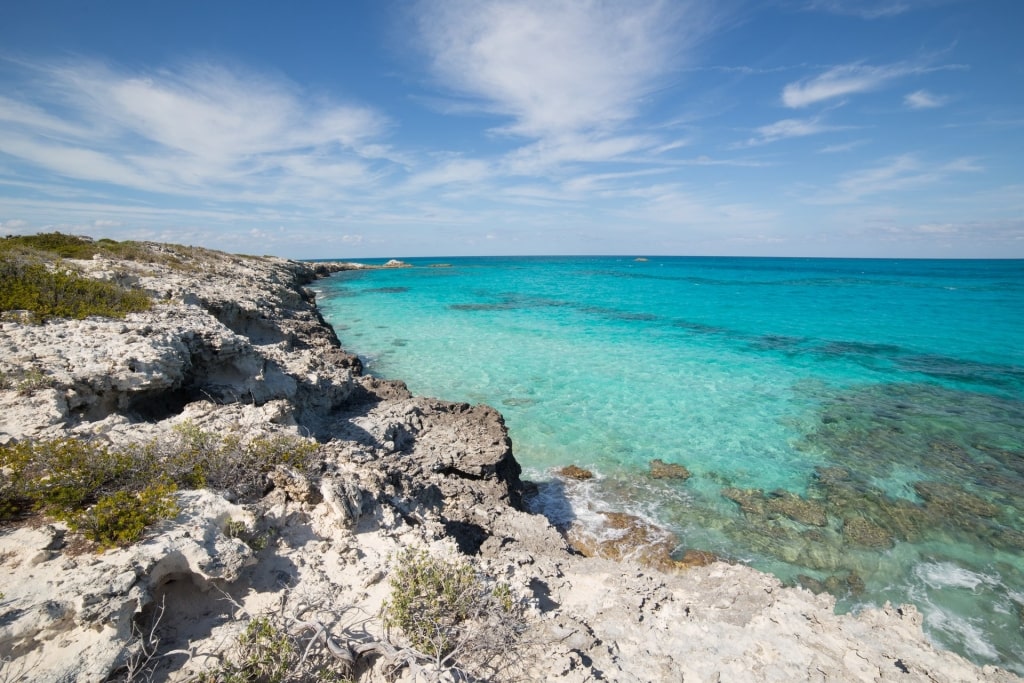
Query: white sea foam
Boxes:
[
  {"xmin": 925, "ymin": 608, "xmax": 999, "ymax": 660},
  {"xmin": 914, "ymin": 562, "xmax": 999, "ymax": 591}
]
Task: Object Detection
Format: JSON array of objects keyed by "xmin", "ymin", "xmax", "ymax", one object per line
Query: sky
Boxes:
[{"xmin": 0, "ymin": 0, "xmax": 1022, "ymax": 259}]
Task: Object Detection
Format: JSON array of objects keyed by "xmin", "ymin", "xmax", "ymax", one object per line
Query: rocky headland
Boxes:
[{"xmin": 0, "ymin": 239, "xmax": 1018, "ymax": 682}]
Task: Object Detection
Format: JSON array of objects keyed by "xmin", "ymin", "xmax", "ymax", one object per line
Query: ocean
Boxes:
[{"xmin": 314, "ymin": 256, "xmax": 1024, "ymax": 673}]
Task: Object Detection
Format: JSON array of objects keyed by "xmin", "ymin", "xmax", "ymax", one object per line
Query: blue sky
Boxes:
[{"xmin": 0, "ymin": 0, "xmax": 1021, "ymax": 258}]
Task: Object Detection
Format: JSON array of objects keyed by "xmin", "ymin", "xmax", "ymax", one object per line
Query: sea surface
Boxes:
[{"xmin": 315, "ymin": 256, "xmax": 1024, "ymax": 672}]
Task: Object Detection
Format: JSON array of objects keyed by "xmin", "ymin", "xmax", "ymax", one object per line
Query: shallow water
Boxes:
[{"xmin": 316, "ymin": 256, "xmax": 1024, "ymax": 672}]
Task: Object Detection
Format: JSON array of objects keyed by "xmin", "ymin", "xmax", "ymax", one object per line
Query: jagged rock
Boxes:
[
  {"xmin": 914, "ymin": 480, "xmax": 1000, "ymax": 519},
  {"xmin": 842, "ymin": 516, "xmax": 894, "ymax": 549},
  {"xmin": 765, "ymin": 490, "xmax": 828, "ymax": 527},
  {"xmin": 269, "ymin": 465, "xmax": 322, "ymax": 504},
  {"xmin": 649, "ymin": 458, "xmax": 691, "ymax": 480},
  {"xmin": 0, "ymin": 490, "xmax": 254, "ymax": 682},
  {"xmin": 321, "ymin": 473, "xmax": 364, "ymax": 529},
  {"xmin": 557, "ymin": 465, "xmax": 594, "ymax": 480}
]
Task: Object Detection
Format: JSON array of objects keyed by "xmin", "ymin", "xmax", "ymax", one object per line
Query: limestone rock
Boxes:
[
  {"xmin": 557, "ymin": 465, "xmax": 594, "ymax": 480},
  {"xmin": 648, "ymin": 458, "xmax": 691, "ymax": 480}
]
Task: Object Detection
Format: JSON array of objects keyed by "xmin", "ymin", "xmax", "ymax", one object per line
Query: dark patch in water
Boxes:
[
  {"xmin": 750, "ymin": 334, "xmax": 806, "ymax": 351},
  {"xmin": 672, "ymin": 319, "xmax": 729, "ymax": 335},
  {"xmin": 364, "ymin": 286, "xmax": 410, "ymax": 294},
  {"xmin": 502, "ymin": 397, "xmax": 537, "ymax": 407},
  {"xmin": 817, "ymin": 340, "xmax": 904, "ymax": 357},
  {"xmin": 577, "ymin": 305, "xmax": 659, "ymax": 322},
  {"xmin": 450, "ymin": 302, "xmax": 519, "ymax": 312},
  {"xmin": 897, "ymin": 354, "xmax": 1024, "ymax": 390}
]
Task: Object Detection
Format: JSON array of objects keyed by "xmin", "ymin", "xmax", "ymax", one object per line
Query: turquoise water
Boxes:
[{"xmin": 315, "ymin": 256, "xmax": 1024, "ymax": 672}]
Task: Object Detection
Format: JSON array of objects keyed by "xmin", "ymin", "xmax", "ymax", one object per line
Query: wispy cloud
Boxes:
[
  {"xmin": 800, "ymin": 0, "xmax": 950, "ymax": 19},
  {"xmin": 735, "ymin": 117, "xmax": 845, "ymax": 147},
  {"xmin": 782, "ymin": 62, "xmax": 963, "ymax": 108},
  {"xmin": 501, "ymin": 132, "xmax": 658, "ymax": 175},
  {"xmin": 0, "ymin": 59, "xmax": 392, "ymax": 203},
  {"xmin": 414, "ymin": 0, "xmax": 718, "ymax": 138},
  {"xmin": 808, "ymin": 153, "xmax": 982, "ymax": 203},
  {"xmin": 904, "ymin": 89, "xmax": 949, "ymax": 109},
  {"xmin": 819, "ymin": 139, "xmax": 869, "ymax": 153}
]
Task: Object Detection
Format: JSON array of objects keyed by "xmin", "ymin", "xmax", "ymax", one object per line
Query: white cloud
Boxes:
[
  {"xmin": 782, "ymin": 62, "xmax": 961, "ymax": 108},
  {"xmin": 801, "ymin": 0, "xmax": 959, "ymax": 19},
  {"xmin": 904, "ymin": 89, "xmax": 948, "ymax": 109},
  {"xmin": 1, "ymin": 218, "xmax": 30, "ymax": 235},
  {"xmin": 819, "ymin": 139, "xmax": 868, "ymax": 153},
  {"xmin": 502, "ymin": 132, "xmax": 658, "ymax": 175},
  {"xmin": 415, "ymin": 0, "xmax": 716, "ymax": 138},
  {"xmin": 808, "ymin": 153, "xmax": 982, "ymax": 204},
  {"xmin": 801, "ymin": 0, "xmax": 915, "ymax": 18},
  {"xmin": 736, "ymin": 117, "xmax": 843, "ymax": 147},
  {"xmin": 404, "ymin": 157, "xmax": 492, "ymax": 190},
  {"xmin": 0, "ymin": 60, "xmax": 391, "ymax": 203}
]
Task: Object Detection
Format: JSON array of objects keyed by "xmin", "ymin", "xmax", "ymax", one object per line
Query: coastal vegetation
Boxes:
[
  {"xmin": 0, "ymin": 233, "xmax": 153, "ymax": 322},
  {"xmin": 381, "ymin": 548, "xmax": 525, "ymax": 676},
  {"xmin": 0, "ymin": 424, "xmax": 319, "ymax": 550}
]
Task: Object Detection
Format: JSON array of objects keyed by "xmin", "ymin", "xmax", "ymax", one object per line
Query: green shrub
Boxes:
[
  {"xmin": 0, "ymin": 368, "xmax": 51, "ymax": 394},
  {"xmin": 0, "ymin": 438, "xmax": 131, "ymax": 519},
  {"xmin": 0, "ymin": 257, "xmax": 151, "ymax": 322},
  {"xmin": 381, "ymin": 548, "xmax": 525, "ymax": 672},
  {"xmin": 70, "ymin": 480, "xmax": 178, "ymax": 550},
  {"xmin": 160, "ymin": 423, "xmax": 320, "ymax": 501},
  {"xmin": 198, "ymin": 615, "xmax": 349, "ymax": 683},
  {"xmin": 0, "ymin": 438, "xmax": 172, "ymax": 550},
  {"xmin": 0, "ymin": 426, "xmax": 319, "ymax": 550}
]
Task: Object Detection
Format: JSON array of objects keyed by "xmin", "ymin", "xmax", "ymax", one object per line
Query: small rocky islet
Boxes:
[{"xmin": 0, "ymin": 236, "xmax": 1018, "ymax": 681}]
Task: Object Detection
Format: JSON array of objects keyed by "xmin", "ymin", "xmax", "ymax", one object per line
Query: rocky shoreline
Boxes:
[{"xmin": 0, "ymin": 242, "xmax": 1018, "ymax": 682}]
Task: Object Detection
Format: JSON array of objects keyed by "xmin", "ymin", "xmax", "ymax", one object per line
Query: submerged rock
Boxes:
[
  {"xmin": 566, "ymin": 511, "xmax": 686, "ymax": 573},
  {"xmin": 842, "ymin": 516, "xmax": 894, "ymax": 549},
  {"xmin": 914, "ymin": 480, "xmax": 1000, "ymax": 519},
  {"xmin": 648, "ymin": 458, "xmax": 691, "ymax": 480},
  {"xmin": 765, "ymin": 490, "xmax": 828, "ymax": 527},
  {"xmin": 558, "ymin": 465, "xmax": 594, "ymax": 480}
]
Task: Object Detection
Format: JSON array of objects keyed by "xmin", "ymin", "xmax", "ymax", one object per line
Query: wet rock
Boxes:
[
  {"xmin": 814, "ymin": 466, "xmax": 851, "ymax": 487},
  {"xmin": 678, "ymin": 549, "xmax": 721, "ymax": 568},
  {"xmin": 914, "ymin": 481, "xmax": 1000, "ymax": 519},
  {"xmin": 842, "ymin": 517, "xmax": 894, "ymax": 549},
  {"xmin": 797, "ymin": 571, "xmax": 865, "ymax": 597},
  {"xmin": 649, "ymin": 458, "xmax": 691, "ymax": 480},
  {"xmin": 566, "ymin": 512, "xmax": 685, "ymax": 573},
  {"xmin": 722, "ymin": 487, "xmax": 766, "ymax": 515},
  {"xmin": 765, "ymin": 490, "xmax": 828, "ymax": 527},
  {"xmin": 558, "ymin": 465, "xmax": 594, "ymax": 481}
]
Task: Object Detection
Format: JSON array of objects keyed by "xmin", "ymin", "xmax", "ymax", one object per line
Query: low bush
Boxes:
[
  {"xmin": 0, "ymin": 367, "xmax": 53, "ymax": 394},
  {"xmin": 197, "ymin": 615, "xmax": 350, "ymax": 683},
  {"xmin": 159, "ymin": 422, "xmax": 320, "ymax": 501},
  {"xmin": 0, "ymin": 232, "xmax": 248, "ymax": 270},
  {"xmin": 0, "ymin": 438, "xmax": 177, "ymax": 549},
  {"xmin": 70, "ymin": 481, "xmax": 179, "ymax": 550},
  {"xmin": 0, "ymin": 426, "xmax": 318, "ymax": 550},
  {"xmin": 0, "ymin": 257, "xmax": 151, "ymax": 322},
  {"xmin": 381, "ymin": 548, "xmax": 526, "ymax": 675}
]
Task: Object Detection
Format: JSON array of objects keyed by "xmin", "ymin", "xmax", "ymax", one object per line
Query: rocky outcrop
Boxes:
[{"xmin": 0, "ymin": 243, "xmax": 1018, "ymax": 682}]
